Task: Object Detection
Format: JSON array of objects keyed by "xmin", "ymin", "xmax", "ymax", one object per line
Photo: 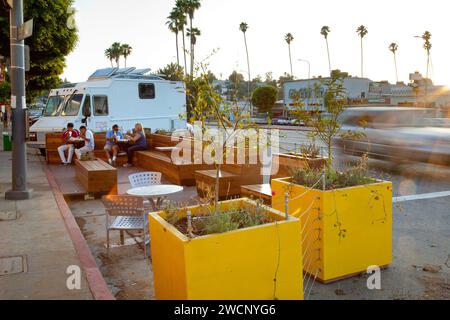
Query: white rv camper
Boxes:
[{"xmin": 28, "ymin": 67, "xmax": 187, "ymax": 150}]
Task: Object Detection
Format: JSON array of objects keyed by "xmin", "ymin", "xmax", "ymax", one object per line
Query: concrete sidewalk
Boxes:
[{"xmin": 0, "ymin": 131, "xmax": 93, "ymax": 299}]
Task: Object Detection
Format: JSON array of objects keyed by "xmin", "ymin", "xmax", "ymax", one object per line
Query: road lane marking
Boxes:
[{"xmin": 393, "ymin": 191, "xmax": 450, "ymax": 203}]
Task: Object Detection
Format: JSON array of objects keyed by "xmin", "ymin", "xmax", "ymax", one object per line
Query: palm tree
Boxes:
[
  {"xmin": 320, "ymin": 26, "xmax": 332, "ymax": 74},
  {"xmin": 186, "ymin": 27, "xmax": 201, "ymax": 77},
  {"xmin": 389, "ymin": 43, "xmax": 399, "ymax": 83},
  {"xmin": 356, "ymin": 25, "xmax": 368, "ymax": 77},
  {"xmin": 111, "ymin": 42, "xmax": 122, "ymax": 68},
  {"xmin": 120, "ymin": 44, "xmax": 132, "ymax": 68},
  {"xmin": 167, "ymin": 10, "xmax": 180, "ymax": 67},
  {"xmin": 174, "ymin": 1, "xmax": 188, "ymax": 75},
  {"xmin": 421, "ymin": 31, "xmax": 432, "ymax": 80},
  {"xmin": 183, "ymin": 0, "xmax": 201, "ymax": 79},
  {"xmin": 421, "ymin": 31, "xmax": 432, "ymax": 106},
  {"xmin": 239, "ymin": 22, "xmax": 251, "ymax": 104},
  {"xmin": 104, "ymin": 48, "xmax": 114, "ymax": 67},
  {"xmin": 285, "ymin": 33, "xmax": 294, "ymax": 77}
]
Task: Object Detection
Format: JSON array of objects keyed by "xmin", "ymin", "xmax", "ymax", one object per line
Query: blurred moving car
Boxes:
[{"xmin": 334, "ymin": 107, "xmax": 450, "ymax": 166}]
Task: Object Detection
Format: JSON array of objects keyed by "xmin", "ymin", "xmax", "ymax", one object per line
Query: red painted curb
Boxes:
[{"xmin": 42, "ymin": 164, "xmax": 115, "ymax": 300}]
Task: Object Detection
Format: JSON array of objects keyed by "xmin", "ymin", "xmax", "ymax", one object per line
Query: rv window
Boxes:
[
  {"xmin": 82, "ymin": 95, "xmax": 91, "ymax": 117},
  {"xmin": 139, "ymin": 83, "xmax": 155, "ymax": 99},
  {"xmin": 43, "ymin": 95, "xmax": 65, "ymax": 117},
  {"xmin": 93, "ymin": 96, "xmax": 109, "ymax": 116},
  {"xmin": 62, "ymin": 94, "xmax": 83, "ymax": 116}
]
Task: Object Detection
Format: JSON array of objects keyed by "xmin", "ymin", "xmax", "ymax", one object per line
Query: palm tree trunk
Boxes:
[
  {"xmin": 425, "ymin": 51, "xmax": 430, "ymax": 106},
  {"xmin": 175, "ymin": 32, "xmax": 180, "ymax": 67},
  {"xmin": 288, "ymin": 44, "xmax": 293, "ymax": 77},
  {"xmin": 243, "ymin": 33, "xmax": 251, "ymax": 111},
  {"xmin": 182, "ymin": 28, "xmax": 187, "ymax": 76},
  {"xmin": 360, "ymin": 38, "xmax": 364, "ymax": 78},
  {"xmin": 189, "ymin": 17, "xmax": 194, "ymax": 81},
  {"xmin": 393, "ymin": 53, "xmax": 398, "ymax": 83},
  {"xmin": 124, "ymin": 57, "xmax": 127, "ymax": 68},
  {"xmin": 326, "ymin": 39, "xmax": 331, "ymax": 74}
]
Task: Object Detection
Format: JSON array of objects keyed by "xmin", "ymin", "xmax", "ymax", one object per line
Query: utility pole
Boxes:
[{"xmin": 5, "ymin": 0, "xmax": 32, "ymax": 200}]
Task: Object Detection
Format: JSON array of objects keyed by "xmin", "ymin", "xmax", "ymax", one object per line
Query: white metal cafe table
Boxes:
[
  {"xmin": 126, "ymin": 184, "xmax": 184, "ymax": 211},
  {"xmin": 126, "ymin": 184, "xmax": 183, "ymax": 256}
]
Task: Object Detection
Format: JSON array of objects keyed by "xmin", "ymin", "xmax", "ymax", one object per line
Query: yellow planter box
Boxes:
[
  {"xmin": 271, "ymin": 178, "xmax": 392, "ymax": 283},
  {"xmin": 149, "ymin": 198, "xmax": 304, "ymax": 300}
]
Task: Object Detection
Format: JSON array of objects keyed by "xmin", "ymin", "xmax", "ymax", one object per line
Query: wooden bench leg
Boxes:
[{"xmin": 120, "ymin": 230, "xmax": 125, "ymax": 245}]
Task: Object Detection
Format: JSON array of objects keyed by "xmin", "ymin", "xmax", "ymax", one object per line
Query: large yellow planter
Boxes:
[
  {"xmin": 149, "ymin": 198, "xmax": 304, "ymax": 300},
  {"xmin": 271, "ymin": 178, "xmax": 392, "ymax": 283}
]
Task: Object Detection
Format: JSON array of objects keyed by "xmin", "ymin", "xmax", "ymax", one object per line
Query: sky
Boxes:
[{"xmin": 62, "ymin": 0, "xmax": 450, "ymax": 87}]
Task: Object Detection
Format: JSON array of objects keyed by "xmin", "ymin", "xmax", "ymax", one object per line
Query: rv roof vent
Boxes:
[
  {"xmin": 112, "ymin": 74, "xmax": 165, "ymax": 81},
  {"xmin": 111, "ymin": 67, "xmax": 136, "ymax": 76},
  {"xmin": 88, "ymin": 68, "xmax": 118, "ymax": 80},
  {"xmin": 57, "ymin": 83, "xmax": 77, "ymax": 89},
  {"xmin": 129, "ymin": 68, "xmax": 152, "ymax": 75}
]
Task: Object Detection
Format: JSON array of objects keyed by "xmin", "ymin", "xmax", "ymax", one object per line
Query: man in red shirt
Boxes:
[{"xmin": 57, "ymin": 123, "xmax": 80, "ymax": 165}]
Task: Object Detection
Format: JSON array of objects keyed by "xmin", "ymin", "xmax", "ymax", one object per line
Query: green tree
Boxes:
[
  {"xmin": 157, "ymin": 63, "xmax": 184, "ymax": 81},
  {"xmin": 293, "ymin": 71, "xmax": 364, "ymax": 168},
  {"xmin": 0, "ymin": 0, "xmax": 78, "ymax": 102},
  {"xmin": 388, "ymin": 43, "xmax": 399, "ymax": 83},
  {"xmin": 104, "ymin": 48, "xmax": 114, "ymax": 67},
  {"xmin": 285, "ymin": 33, "xmax": 294, "ymax": 77},
  {"xmin": 0, "ymin": 81, "xmax": 10, "ymax": 101},
  {"xmin": 251, "ymin": 85, "xmax": 278, "ymax": 115},
  {"xmin": 320, "ymin": 26, "xmax": 332, "ymax": 74},
  {"xmin": 110, "ymin": 42, "xmax": 122, "ymax": 68},
  {"xmin": 120, "ymin": 44, "xmax": 132, "ymax": 68},
  {"xmin": 356, "ymin": 25, "xmax": 368, "ymax": 77}
]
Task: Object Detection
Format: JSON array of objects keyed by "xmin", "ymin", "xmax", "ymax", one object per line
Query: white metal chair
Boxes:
[
  {"xmin": 101, "ymin": 195, "xmax": 147, "ymax": 258},
  {"xmin": 128, "ymin": 171, "xmax": 162, "ymax": 188}
]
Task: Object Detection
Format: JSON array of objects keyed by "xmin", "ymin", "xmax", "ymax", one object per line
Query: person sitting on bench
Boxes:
[
  {"xmin": 123, "ymin": 123, "xmax": 148, "ymax": 167},
  {"xmin": 57, "ymin": 123, "xmax": 80, "ymax": 165},
  {"xmin": 75, "ymin": 126, "xmax": 95, "ymax": 160},
  {"xmin": 104, "ymin": 124, "xmax": 123, "ymax": 166}
]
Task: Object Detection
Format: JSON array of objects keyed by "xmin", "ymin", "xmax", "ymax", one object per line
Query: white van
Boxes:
[{"xmin": 28, "ymin": 67, "xmax": 187, "ymax": 151}]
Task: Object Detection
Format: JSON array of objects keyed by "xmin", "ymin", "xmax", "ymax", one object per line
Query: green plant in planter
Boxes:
[
  {"xmin": 292, "ymin": 70, "xmax": 365, "ymax": 169},
  {"xmin": 290, "ymin": 153, "xmax": 376, "ymax": 190},
  {"xmin": 188, "ymin": 62, "xmax": 257, "ymax": 209},
  {"xmin": 298, "ymin": 142, "xmax": 320, "ymax": 159}
]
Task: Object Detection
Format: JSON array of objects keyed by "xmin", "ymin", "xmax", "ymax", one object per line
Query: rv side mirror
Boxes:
[{"xmin": 81, "ymin": 118, "xmax": 87, "ymax": 124}]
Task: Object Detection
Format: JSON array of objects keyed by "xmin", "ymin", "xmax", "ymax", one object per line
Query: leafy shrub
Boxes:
[
  {"xmin": 290, "ymin": 154, "xmax": 376, "ymax": 190},
  {"xmin": 251, "ymin": 85, "xmax": 278, "ymax": 115}
]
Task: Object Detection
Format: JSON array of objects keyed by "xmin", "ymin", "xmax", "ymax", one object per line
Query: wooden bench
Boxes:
[
  {"xmin": 136, "ymin": 150, "xmax": 215, "ymax": 186},
  {"xmin": 75, "ymin": 159, "xmax": 118, "ymax": 196},
  {"xmin": 45, "ymin": 132, "xmax": 130, "ymax": 165},
  {"xmin": 195, "ymin": 168, "xmax": 263, "ymax": 200},
  {"xmin": 271, "ymin": 153, "xmax": 328, "ymax": 179},
  {"xmin": 240, "ymin": 184, "xmax": 272, "ymax": 205}
]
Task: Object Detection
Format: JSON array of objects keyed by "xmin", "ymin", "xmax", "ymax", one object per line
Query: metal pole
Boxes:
[
  {"xmin": 284, "ymin": 193, "xmax": 289, "ymax": 220},
  {"xmin": 5, "ymin": 0, "xmax": 32, "ymax": 200}
]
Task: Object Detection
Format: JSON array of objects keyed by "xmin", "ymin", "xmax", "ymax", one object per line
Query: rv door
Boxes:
[
  {"xmin": 91, "ymin": 95, "xmax": 110, "ymax": 132},
  {"xmin": 81, "ymin": 94, "xmax": 92, "ymax": 127}
]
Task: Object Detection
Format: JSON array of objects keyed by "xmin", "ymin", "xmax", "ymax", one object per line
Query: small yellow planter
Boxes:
[
  {"xmin": 272, "ymin": 178, "xmax": 392, "ymax": 283},
  {"xmin": 149, "ymin": 198, "xmax": 304, "ymax": 300}
]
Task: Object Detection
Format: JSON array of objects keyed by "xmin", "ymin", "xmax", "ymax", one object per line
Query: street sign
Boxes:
[{"xmin": 17, "ymin": 19, "xmax": 33, "ymax": 41}]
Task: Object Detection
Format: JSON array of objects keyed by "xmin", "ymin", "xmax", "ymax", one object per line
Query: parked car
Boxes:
[{"xmin": 334, "ymin": 107, "xmax": 450, "ymax": 166}]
